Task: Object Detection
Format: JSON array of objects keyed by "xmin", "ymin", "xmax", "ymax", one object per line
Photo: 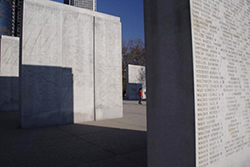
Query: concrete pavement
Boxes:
[{"xmin": 0, "ymin": 100, "xmax": 147, "ymax": 167}]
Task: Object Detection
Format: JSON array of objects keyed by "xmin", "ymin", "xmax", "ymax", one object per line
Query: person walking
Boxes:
[{"xmin": 138, "ymin": 88, "xmax": 143, "ymax": 105}]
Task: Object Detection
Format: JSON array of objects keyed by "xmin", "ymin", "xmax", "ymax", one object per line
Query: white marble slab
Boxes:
[
  {"xmin": 21, "ymin": 1, "xmax": 64, "ymax": 128},
  {"xmin": 191, "ymin": 0, "xmax": 250, "ymax": 166},
  {"xmin": 126, "ymin": 64, "xmax": 146, "ymax": 99},
  {"xmin": 127, "ymin": 64, "xmax": 146, "ymax": 84},
  {"xmin": 21, "ymin": 0, "xmax": 122, "ymax": 127},
  {"xmin": 62, "ymin": 11, "xmax": 94, "ymax": 123},
  {"xmin": 0, "ymin": 36, "xmax": 19, "ymax": 77},
  {"xmin": 95, "ymin": 17, "xmax": 123, "ymax": 121},
  {"xmin": 0, "ymin": 36, "xmax": 19, "ymax": 112}
]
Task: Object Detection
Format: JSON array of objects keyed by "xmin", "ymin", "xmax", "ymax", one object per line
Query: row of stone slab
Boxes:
[{"xmin": 0, "ymin": 0, "xmax": 122, "ymax": 128}]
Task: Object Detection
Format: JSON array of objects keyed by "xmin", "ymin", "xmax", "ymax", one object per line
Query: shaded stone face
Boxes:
[
  {"xmin": 145, "ymin": 0, "xmax": 250, "ymax": 167},
  {"xmin": 20, "ymin": 0, "xmax": 122, "ymax": 128},
  {"xmin": 0, "ymin": 36, "xmax": 19, "ymax": 112}
]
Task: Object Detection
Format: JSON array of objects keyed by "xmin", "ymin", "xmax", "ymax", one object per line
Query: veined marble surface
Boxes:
[
  {"xmin": 0, "ymin": 36, "xmax": 19, "ymax": 77},
  {"xmin": 95, "ymin": 17, "xmax": 123, "ymax": 121},
  {"xmin": 62, "ymin": 11, "xmax": 94, "ymax": 123},
  {"xmin": 21, "ymin": 0, "xmax": 122, "ymax": 128}
]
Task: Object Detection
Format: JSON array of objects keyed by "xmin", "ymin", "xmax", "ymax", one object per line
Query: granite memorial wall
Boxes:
[
  {"xmin": 126, "ymin": 64, "xmax": 146, "ymax": 100},
  {"xmin": 0, "ymin": 36, "xmax": 19, "ymax": 112},
  {"xmin": 145, "ymin": 0, "xmax": 250, "ymax": 166},
  {"xmin": 20, "ymin": 0, "xmax": 122, "ymax": 128}
]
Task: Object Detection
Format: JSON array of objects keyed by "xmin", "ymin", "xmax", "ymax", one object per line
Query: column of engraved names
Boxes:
[
  {"xmin": 240, "ymin": 0, "xmax": 250, "ymax": 152},
  {"xmin": 193, "ymin": 0, "xmax": 250, "ymax": 166},
  {"xmin": 192, "ymin": 0, "xmax": 224, "ymax": 166},
  {"xmin": 245, "ymin": 1, "xmax": 250, "ymax": 149},
  {"xmin": 219, "ymin": 0, "xmax": 250, "ymax": 158}
]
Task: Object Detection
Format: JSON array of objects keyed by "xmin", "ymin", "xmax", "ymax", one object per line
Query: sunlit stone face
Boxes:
[{"xmin": 191, "ymin": 0, "xmax": 250, "ymax": 166}]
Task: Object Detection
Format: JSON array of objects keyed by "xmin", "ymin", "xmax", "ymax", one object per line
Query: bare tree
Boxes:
[
  {"xmin": 122, "ymin": 39, "xmax": 146, "ymax": 92},
  {"xmin": 122, "ymin": 38, "xmax": 145, "ymax": 68}
]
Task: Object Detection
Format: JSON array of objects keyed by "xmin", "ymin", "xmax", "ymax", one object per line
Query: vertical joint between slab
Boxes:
[
  {"xmin": 19, "ymin": 1, "xmax": 24, "ymax": 128},
  {"xmin": 93, "ymin": 16, "xmax": 96, "ymax": 121}
]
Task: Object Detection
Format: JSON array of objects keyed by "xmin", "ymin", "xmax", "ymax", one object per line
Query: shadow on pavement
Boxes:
[{"xmin": 0, "ymin": 112, "xmax": 147, "ymax": 167}]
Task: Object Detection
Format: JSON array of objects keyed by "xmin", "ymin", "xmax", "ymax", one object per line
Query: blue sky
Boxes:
[{"xmin": 52, "ymin": 0, "xmax": 144, "ymax": 42}]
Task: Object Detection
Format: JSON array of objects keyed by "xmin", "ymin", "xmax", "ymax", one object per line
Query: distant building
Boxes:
[
  {"xmin": 0, "ymin": 0, "xmax": 50, "ymax": 37},
  {"xmin": 126, "ymin": 64, "xmax": 146, "ymax": 100},
  {"xmin": 0, "ymin": 0, "xmax": 23, "ymax": 37},
  {"xmin": 14, "ymin": 0, "xmax": 23, "ymax": 37},
  {"xmin": 64, "ymin": 0, "xmax": 96, "ymax": 11},
  {"xmin": 2, "ymin": 0, "xmax": 97, "ymax": 37}
]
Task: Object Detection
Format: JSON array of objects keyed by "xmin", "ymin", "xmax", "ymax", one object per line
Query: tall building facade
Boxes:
[
  {"xmin": 0, "ymin": 0, "xmax": 23, "ymax": 37},
  {"xmin": 2, "ymin": 0, "xmax": 95, "ymax": 37},
  {"xmin": 14, "ymin": 0, "xmax": 23, "ymax": 37},
  {"xmin": 64, "ymin": 0, "xmax": 96, "ymax": 11}
]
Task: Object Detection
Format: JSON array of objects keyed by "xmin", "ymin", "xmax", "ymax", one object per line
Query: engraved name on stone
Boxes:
[{"xmin": 191, "ymin": 0, "xmax": 250, "ymax": 166}]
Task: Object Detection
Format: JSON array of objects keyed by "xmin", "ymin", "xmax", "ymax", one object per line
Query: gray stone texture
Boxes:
[
  {"xmin": 146, "ymin": 0, "xmax": 250, "ymax": 167},
  {"xmin": 0, "ymin": 36, "xmax": 19, "ymax": 112},
  {"xmin": 144, "ymin": 0, "xmax": 195, "ymax": 167},
  {"xmin": 126, "ymin": 64, "xmax": 146, "ymax": 100},
  {"xmin": 62, "ymin": 10, "xmax": 94, "ymax": 123},
  {"xmin": 20, "ymin": 0, "xmax": 122, "ymax": 128},
  {"xmin": 0, "ymin": 36, "xmax": 19, "ymax": 77},
  {"xmin": 191, "ymin": 0, "xmax": 250, "ymax": 166},
  {"xmin": 95, "ymin": 17, "xmax": 123, "ymax": 121}
]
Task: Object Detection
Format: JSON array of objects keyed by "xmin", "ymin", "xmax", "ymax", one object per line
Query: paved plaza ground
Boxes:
[{"xmin": 0, "ymin": 100, "xmax": 147, "ymax": 167}]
